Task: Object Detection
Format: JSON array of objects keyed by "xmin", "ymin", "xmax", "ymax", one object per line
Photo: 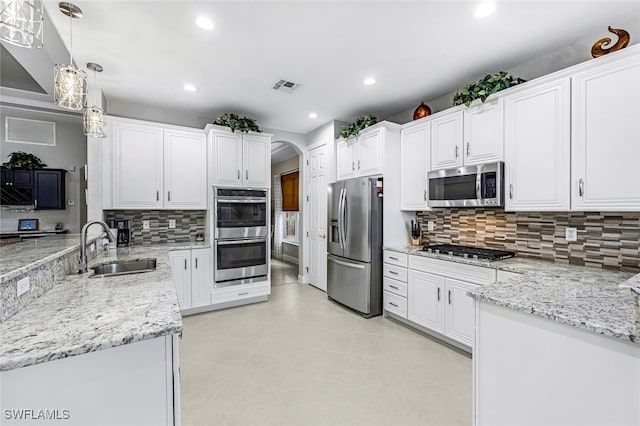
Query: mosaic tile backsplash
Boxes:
[
  {"xmin": 415, "ymin": 210, "xmax": 640, "ymax": 272},
  {"xmin": 103, "ymin": 210, "xmax": 206, "ymax": 245}
]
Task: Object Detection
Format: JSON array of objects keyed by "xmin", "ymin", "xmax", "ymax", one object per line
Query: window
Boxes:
[{"xmin": 284, "ymin": 211, "xmax": 299, "ymax": 243}]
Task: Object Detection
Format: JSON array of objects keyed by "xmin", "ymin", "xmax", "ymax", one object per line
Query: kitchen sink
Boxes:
[{"xmin": 89, "ymin": 258, "xmax": 157, "ymax": 278}]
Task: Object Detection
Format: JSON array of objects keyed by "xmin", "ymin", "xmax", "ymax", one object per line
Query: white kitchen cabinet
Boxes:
[
  {"xmin": 444, "ymin": 278, "xmax": 477, "ymax": 347},
  {"xmin": 571, "ymin": 51, "xmax": 640, "ymax": 211},
  {"xmin": 463, "ymin": 98, "xmax": 504, "ymax": 165},
  {"xmin": 407, "ymin": 269, "xmax": 445, "ymax": 334},
  {"xmin": 504, "ymin": 77, "xmax": 571, "ymax": 211},
  {"xmin": 169, "ymin": 248, "xmax": 211, "ymax": 312},
  {"xmin": 112, "ymin": 120, "xmax": 164, "ymax": 209},
  {"xmin": 400, "ymin": 121, "xmax": 430, "ymax": 210},
  {"xmin": 382, "ymin": 250, "xmax": 408, "ymax": 318},
  {"xmin": 430, "ymin": 109, "xmax": 463, "ymax": 170},
  {"xmin": 335, "ymin": 124, "xmax": 386, "ymax": 181},
  {"xmin": 164, "ymin": 129, "xmax": 207, "ymax": 209},
  {"xmin": 208, "ymin": 125, "xmax": 272, "ymax": 188}
]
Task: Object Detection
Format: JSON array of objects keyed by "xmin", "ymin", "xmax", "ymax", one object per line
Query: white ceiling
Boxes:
[{"xmin": 33, "ymin": 1, "xmax": 640, "ymax": 133}]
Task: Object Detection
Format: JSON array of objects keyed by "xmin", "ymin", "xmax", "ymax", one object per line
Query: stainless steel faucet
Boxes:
[{"xmin": 79, "ymin": 220, "xmax": 116, "ymax": 273}]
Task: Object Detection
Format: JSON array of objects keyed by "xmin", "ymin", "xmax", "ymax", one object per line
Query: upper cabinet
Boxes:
[
  {"xmin": 108, "ymin": 118, "xmax": 207, "ymax": 210},
  {"xmin": 336, "ymin": 124, "xmax": 386, "ymax": 180},
  {"xmin": 208, "ymin": 125, "xmax": 271, "ymax": 188},
  {"xmin": 504, "ymin": 77, "xmax": 571, "ymax": 211},
  {"xmin": 400, "ymin": 121, "xmax": 431, "ymax": 210},
  {"xmin": 430, "ymin": 110, "xmax": 463, "ymax": 170},
  {"xmin": 571, "ymin": 52, "xmax": 640, "ymax": 211}
]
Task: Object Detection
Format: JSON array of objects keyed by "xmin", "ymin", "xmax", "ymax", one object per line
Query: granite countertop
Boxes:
[
  {"xmin": 384, "ymin": 245, "xmax": 640, "ymax": 345},
  {"xmin": 0, "ymin": 243, "xmax": 211, "ymax": 372}
]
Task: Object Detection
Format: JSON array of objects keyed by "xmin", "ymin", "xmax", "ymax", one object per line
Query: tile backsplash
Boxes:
[
  {"xmin": 416, "ymin": 210, "xmax": 640, "ymax": 272},
  {"xmin": 103, "ymin": 210, "xmax": 206, "ymax": 245}
]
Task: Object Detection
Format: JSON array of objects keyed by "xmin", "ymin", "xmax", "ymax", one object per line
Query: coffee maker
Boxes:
[{"xmin": 108, "ymin": 219, "xmax": 134, "ymax": 247}]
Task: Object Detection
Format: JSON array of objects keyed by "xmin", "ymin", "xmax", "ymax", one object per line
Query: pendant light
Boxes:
[
  {"xmin": 83, "ymin": 62, "xmax": 106, "ymax": 138},
  {"xmin": 53, "ymin": 2, "xmax": 86, "ymax": 111},
  {"xmin": 0, "ymin": 0, "xmax": 44, "ymax": 48}
]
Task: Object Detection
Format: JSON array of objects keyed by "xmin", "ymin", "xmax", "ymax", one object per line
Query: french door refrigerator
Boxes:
[{"xmin": 327, "ymin": 177, "xmax": 383, "ymax": 318}]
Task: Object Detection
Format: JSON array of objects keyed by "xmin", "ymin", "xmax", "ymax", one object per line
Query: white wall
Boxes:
[
  {"xmin": 0, "ymin": 106, "xmax": 86, "ymax": 233},
  {"xmin": 272, "ymin": 156, "xmax": 301, "ymax": 265}
]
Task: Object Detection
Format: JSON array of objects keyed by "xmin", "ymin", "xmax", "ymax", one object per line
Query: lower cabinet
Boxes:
[
  {"xmin": 407, "ymin": 270, "xmax": 445, "ymax": 334},
  {"xmin": 169, "ymin": 248, "xmax": 211, "ymax": 311}
]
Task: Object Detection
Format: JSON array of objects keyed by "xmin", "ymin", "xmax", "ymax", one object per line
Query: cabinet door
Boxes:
[
  {"xmin": 210, "ymin": 130, "xmax": 243, "ymax": 187},
  {"xmin": 400, "ymin": 122, "xmax": 430, "ymax": 210},
  {"xmin": 572, "ymin": 53, "xmax": 640, "ymax": 211},
  {"xmin": 11, "ymin": 169, "xmax": 34, "ymax": 187},
  {"xmin": 113, "ymin": 121, "xmax": 164, "ymax": 208},
  {"xmin": 243, "ymin": 135, "xmax": 270, "ymax": 188},
  {"xmin": 444, "ymin": 278, "xmax": 477, "ymax": 347},
  {"xmin": 336, "ymin": 139, "xmax": 356, "ymax": 180},
  {"xmin": 356, "ymin": 128, "xmax": 384, "ymax": 176},
  {"xmin": 169, "ymin": 250, "xmax": 192, "ymax": 310},
  {"xmin": 431, "ymin": 110, "xmax": 463, "ymax": 170},
  {"xmin": 463, "ymin": 99, "xmax": 504, "ymax": 165},
  {"xmin": 164, "ymin": 129, "xmax": 207, "ymax": 209},
  {"xmin": 190, "ymin": 248, "xmax": 211, "ymax": 308},
  {"xmin": 407, "ymin": 270, "xmax": 444, "ymax": 333},
  {"xmin": 34, "ymin": 170, "xmax": 65, "ymax": 209},
  {"xmin": 504, "ymin": 77, "xmax": 570, "ymax": 211}
]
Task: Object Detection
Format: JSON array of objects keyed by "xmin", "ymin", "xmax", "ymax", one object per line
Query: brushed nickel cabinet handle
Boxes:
[
  {"xmin": 238, "ymin": 291, "xmax": 249, "ymax": 296},
  {"xmin": 168, "ymin": 191, "xmax": 171, "ymax": 202},
  {"xmin": 195, "ymin": 258, "xmax": 198, "ymax": 269},
  {"xmin": 455, "ymin": 145, "xmax": 459, "ymax": 159},
  {"xmin": 389, "ymin": 270, "xmax": 399, "ymax": 275},
  {"xmin": 352, "ymin": 161, "xmax": 355, "ymax": 171},
  {"xmin": 358, "ymin": 160, "xmax": 361, "ymax": 170},
  {"xmin": 437, "ymin": 287, "xmax": 441, "ymax": 301},
  {"xmin": 509, "ymin": 184, "xmax": 513, "ymax": 200},
  {"xmin": 237, "ymin": 169, "xmax": 240, "ymax": 179},
  {"xmin": 579, "ymin": 179, "xmax": 584, "ymax": 197},
  {"xmin": 389, "ymin": 256, "xmax": 399, "ymax": 261},
  {"xmin": 246, "ymin": 170, "xmax": 248, "ymax": 180},
  {"xmin": 389, "ymin": 285, "xmax": 399, "ymax": 290},
  {"xmin": 156, "ymin": 190, "xmax": 159, "ymax": 201},
  {"xmin": 184, "ymin": 259, "xmax": 187, "ymax": 270},
  {"xmin": 466, "ymin": 142, "xmax": 470, "ymax": 156},
  {"xmin": 448, "ymin": 290, "xmax": 452, "ymax": 304},
  {"xmin": 424, "ymin": 190, "xmax": 427, "ymax": 201},
  {"xmin": 389, "ymin": 302, "xmax": 399, "ymax": 308}
]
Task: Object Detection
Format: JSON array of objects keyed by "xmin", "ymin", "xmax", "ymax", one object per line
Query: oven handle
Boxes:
[
  {"xmin": 216, "ymin": 239, "xmax": 266, "ymax": 246},
  {"xmin": 216, "ymin": 199, "xmax": 267, "ymax": 204}
]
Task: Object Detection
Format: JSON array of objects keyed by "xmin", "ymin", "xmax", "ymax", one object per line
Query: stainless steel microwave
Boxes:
[{"xmin": 427, "ymin": 161, "xmax": 504, "ymax": 208}]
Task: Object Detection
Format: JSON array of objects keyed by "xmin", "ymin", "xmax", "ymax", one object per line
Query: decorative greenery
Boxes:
[
  {"xmin": 453, "ymin": 71, "xmax": 526, "ymax": 107},
  {"xmin": 339, "ymin": 115, "xmax": 378, "ymax": 139},
  {"xmin": 2, "ymin": 152, "xmax": 47, "ymax": 170},
  {"xmin": 213, "ymin": 113, "xmax": 261, "ymax": 133}
]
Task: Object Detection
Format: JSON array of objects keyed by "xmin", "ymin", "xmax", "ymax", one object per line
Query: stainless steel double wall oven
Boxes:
[{"xmin": 213, "ymin": 188, "xmax": 268, "ymax": 287}]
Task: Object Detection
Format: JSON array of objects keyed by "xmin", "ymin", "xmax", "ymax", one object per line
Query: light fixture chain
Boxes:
[{"xmin": 69, "ymin": 9, "xmax": 73, "ymax": 64}]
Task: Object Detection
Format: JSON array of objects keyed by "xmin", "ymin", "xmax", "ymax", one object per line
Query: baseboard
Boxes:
[
  {"xmin": 385, "ymin": 311, "xmax": 472, "ymax": 354},
  {"xmin": 181, "ymin": 296, "xmax": 268, "ymax": 316},
  {"xmin": 298, "ymin": 274, "xmax": 309, "ymax": 284}
]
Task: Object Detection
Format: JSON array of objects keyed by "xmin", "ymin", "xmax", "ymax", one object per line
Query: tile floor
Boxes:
[{"xmin": 180, "ymin": 259, "xmax": 472, "ymax": 426}]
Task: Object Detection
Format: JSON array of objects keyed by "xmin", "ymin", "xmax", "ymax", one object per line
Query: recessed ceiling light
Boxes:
[
  {"xmin": 308, "ymin": 112, "xmax": 318, "ymax": 119},
  {"xmin": 183, "ymin": 83, "xmax": 197, "ymax": 92},
  {"xmin": 363, "ymin": 77, "xmax": 376, "ymax": 86},
  {"xmin": 475, "ymin": 2, "xmax": 496, "ymax": 18},
  {"xmin": 196, "ymin": 16, "xmax": 214, "ymax": 30}
]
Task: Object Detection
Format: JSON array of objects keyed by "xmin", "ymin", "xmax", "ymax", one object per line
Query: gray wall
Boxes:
[{"xmin": 0, "ymin": 106, "xmax": 86, "ymax": 233}]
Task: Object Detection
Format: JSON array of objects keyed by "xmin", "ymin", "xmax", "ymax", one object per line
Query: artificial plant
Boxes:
[
  {"xmin": 453, "ymin": 72, "xmax": 526, "ymax": 107},
  {"xmin": 2, "ymin": 152, "xmax": 47, "ymax": 169},
  {"xmin": 340, "ymin": 115, "xmax": 378, "ymax": 139},
  {"xmin": 213, "ymin": 113, "xmax": 261, "ymax": 133}
]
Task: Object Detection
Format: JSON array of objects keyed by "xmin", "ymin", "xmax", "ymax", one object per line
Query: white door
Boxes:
[
  {"xmin": 431, "ymin": 110, "xmax": 463, "ymax": 170},
  {"xmin": 571, "ymin": 53, "xmax": 640, "ymax": 211},
  {"xmin": 113, "ymin": 121, "xmax": 163, "ymax": 208},
  {"xmin": 444, "ymin": 278, "xmax": 477, "ymax": 347},
  {"xmin": 400, "ymin": 122, "xmax": 430, "ymax": 210},
  {"xmin": 336, "ymin": 139, "xmax": 355, "ymax": 180},
  {"xmin": 169, "ymin": 250, "xmax": 191, "ymax": 310},
  {"xmin": 356, "ymin": 128, "xmax": 384, "ymax": 176},
  {"xmin": 210, "ymin": 130, "xmax": 242, "ymax": 187},
  {"xmin": 463, "ymin": 98, "xmax": 504, "ymax": 165},
  {"xmin": 307, "ymin": 144, "xmax": 328, "ymax": 291},
  {"xmin": 190, "ymin": 248, "xmax": 211, "ymax": 308},
  {"xmin": 407, "ymin": 270, "xmax": 444, "ymax": 333},
  {"xmin": 504, "ymin": 77, "xmax": 571, "ymax": 211},
  {"xmin": 164, "ymin": 129, "xmax": 207, "ymax": 209},
  {"xmin": 244, "ymin": 135, "xmax": 270, "ymax": 188}
]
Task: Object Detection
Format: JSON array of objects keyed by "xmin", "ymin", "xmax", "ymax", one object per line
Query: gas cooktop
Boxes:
[{"xmin": 421, "ymin": 244, "xmax": 516, "ymax": 261}]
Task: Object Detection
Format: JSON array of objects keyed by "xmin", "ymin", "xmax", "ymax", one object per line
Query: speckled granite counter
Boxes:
[
  {"xmin": 384, "ymin": 246, "xmax": 640, "ymax": 345},
  {"xmin": 0, "ymin": 242, "xmax": 209, "ymax": 372}
]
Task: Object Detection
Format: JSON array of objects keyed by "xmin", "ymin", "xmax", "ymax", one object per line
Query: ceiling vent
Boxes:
[{"xmin": 272, "ymin": 79, "xmax": 300, "ymax": 94}]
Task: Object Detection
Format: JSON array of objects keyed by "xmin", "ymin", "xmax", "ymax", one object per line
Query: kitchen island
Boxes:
[{"xmin": 0, "ymin": 239, "xmax": 196, "ymax": 426}]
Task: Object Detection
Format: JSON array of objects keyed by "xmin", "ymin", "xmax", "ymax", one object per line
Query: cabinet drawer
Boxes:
[
  {"xmin": 211, "ymin": 281, "xmax": 270, "ymax": 304},
  {"xmin": 383, "ymin": 290, "xmax": 407, "ymax": 318},
  {"xmin": 383, "ymin": 250, "xmax": 408, "ymax": 267},
  {"xmin": 383, "ymin": 264, "xmax": 407, "ymax": 282},
  {"xmin": 383, "ymin": 277, "xmax": 408, "ymax": 297},
  {"xmin": 409, "ymin": 255, "xmax": 496, "ymax": 284}
]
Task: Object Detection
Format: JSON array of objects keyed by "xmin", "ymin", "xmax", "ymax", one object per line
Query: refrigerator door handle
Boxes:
[
  {"xmin": 341, "ymin": 188, "xmax": 348, "ymax": 249},
  {"xmin": 337, "ymin": 188, "xmax": 345, "ymax": 249},
  {"xmin": 328, "ymin": 255, "xmax": 365, "ymax": 269}
]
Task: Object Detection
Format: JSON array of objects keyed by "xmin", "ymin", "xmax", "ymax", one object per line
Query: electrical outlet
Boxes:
[
  {"xmin": 168, "ymin": 219, "xmax": 176, "ymax": 229},
  {"xmin": 428, "ymin": 221, "xmax": 435, "ymax": 232},
  {"xmin": 565, "ymin": 227, "xmax": 578, "ymax": 242},
  {"xmin": 17, "ymin": 277, "xmax": 30, "ymax": 297},
  {"xmin": 142, "ymin": 220, "xmax": 150, "ymax": 230}
]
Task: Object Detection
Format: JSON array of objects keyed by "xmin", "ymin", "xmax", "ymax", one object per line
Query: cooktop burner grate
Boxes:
[{"xmin": 422, "ymin": 244, "xmax": 516, "ymax": 261}]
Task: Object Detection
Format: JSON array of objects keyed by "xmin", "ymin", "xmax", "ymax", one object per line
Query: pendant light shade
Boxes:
[
  {"xmin": 83, "ymin": 62, "xmax": 106, "ymax": 138},
  {"xmin": 0, "ymin": 0, "xmax": 44, "ymax": 49},
  {"xmin": 53, "ymin": 2, "xmax": 86, "ymax": 111}
]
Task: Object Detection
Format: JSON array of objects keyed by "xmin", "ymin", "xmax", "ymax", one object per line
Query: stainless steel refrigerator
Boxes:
[{"xmin": 327, "ymin": 177, "xmax": 383, "ymax": 318}]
